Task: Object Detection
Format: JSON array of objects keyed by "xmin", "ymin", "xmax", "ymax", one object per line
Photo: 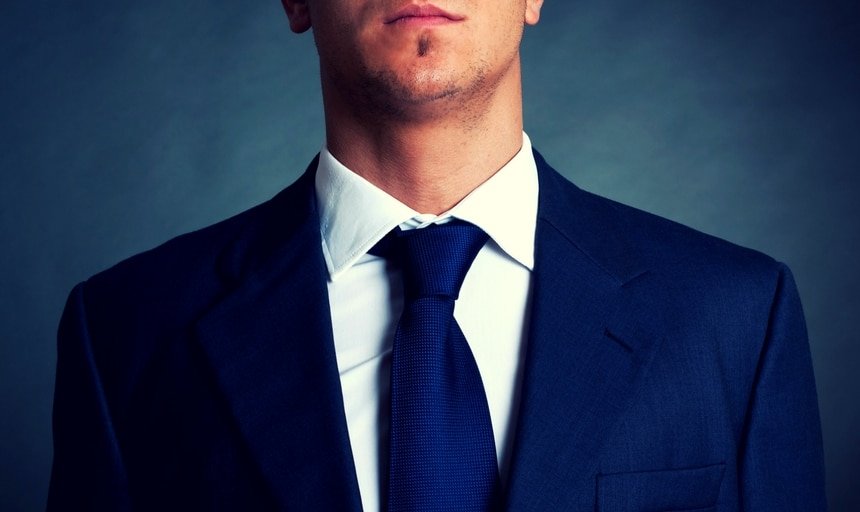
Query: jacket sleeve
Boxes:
[
  {"xmin": 47, "ymin": 282, "xmax": 131, "ymax": 511},
  {"xmin": 739, "ymin": 263, "xmax": 827, "ymax": 510}
]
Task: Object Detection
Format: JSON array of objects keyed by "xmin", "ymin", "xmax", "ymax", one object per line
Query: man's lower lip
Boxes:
[{"xmin": 388, "ymin": 15, "xmax": 460, "ymax": 26}]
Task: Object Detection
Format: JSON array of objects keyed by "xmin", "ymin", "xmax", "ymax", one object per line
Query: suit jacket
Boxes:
[{"xmin": 48, "ymin": 151, "xmax": 826, "ymax": 511}]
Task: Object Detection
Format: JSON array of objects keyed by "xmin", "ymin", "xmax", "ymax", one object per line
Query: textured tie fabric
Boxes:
[{"xmin": 373, "ymin": 220, "xmax": 500, "ymax": 511}]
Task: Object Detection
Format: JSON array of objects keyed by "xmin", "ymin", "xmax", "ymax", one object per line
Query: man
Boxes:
[{"xmin": 48, "ymin": 0, "xmax": 826, "ymax": 510}]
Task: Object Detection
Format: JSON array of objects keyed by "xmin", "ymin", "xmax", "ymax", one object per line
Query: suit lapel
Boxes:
[
  {"xmin": 505, "ymin": 154, "xmax": 666, "ymax": 510},
  {"xmin": 195, "ymin": 164, "xmax": 363, "ymax": 511}
]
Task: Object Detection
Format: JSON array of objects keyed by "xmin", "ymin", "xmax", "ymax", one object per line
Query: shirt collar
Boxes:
[{"xmin": 315, "ymin": 132, "xmax": 539, "ymax": 280}]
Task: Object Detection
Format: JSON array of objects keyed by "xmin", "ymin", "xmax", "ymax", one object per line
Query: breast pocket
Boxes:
[{"xmin": 596, "ymin": 463, "xmax": 725, "ymax": 512}]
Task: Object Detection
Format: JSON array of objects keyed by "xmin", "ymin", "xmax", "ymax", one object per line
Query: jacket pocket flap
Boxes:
[{"xmin": 597, "ymin": 463, "xmax": 725, "ymax": 511}]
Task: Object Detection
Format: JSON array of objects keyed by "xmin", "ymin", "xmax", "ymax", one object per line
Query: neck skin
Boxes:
[{"xmin": 321, "ymin": 57, "xmax": 525, "ymax": 215}]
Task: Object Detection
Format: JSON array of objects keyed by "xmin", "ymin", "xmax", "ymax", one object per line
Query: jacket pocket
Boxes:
[{"xmin": 596, "ymin": 463, "xmax": 725, "ymax": 512}]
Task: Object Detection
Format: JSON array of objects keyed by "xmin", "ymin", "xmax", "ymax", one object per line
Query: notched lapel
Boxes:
[
  {"xmin": 194, "ymin": 169, "xmax": 363, "ymax": 511},
  {"xmin": 505, "ymin": 157, "xmax": 666, "ymax": 510}
]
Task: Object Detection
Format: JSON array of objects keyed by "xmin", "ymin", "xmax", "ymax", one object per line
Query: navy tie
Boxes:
[{"xmin": 374, "ymin": 220, "xmax": 500, "ymax": 511}]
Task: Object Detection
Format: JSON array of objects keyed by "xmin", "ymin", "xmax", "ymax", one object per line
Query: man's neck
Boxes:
[{"xmin": 321, "ymin": 63, "xmax": 525, "ymax": 215}]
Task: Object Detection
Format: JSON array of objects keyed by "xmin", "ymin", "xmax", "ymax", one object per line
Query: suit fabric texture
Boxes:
[{"xmin": 48, "ymin": 151, "xmax": 826, "ymax": 511}]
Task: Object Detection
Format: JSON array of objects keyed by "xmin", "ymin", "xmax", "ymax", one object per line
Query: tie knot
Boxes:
[{"xmin": 373, "ymin": 220, "xmax": 488, "ymax": 300}]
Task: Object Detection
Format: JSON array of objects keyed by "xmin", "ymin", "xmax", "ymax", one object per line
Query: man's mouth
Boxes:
[{"xmin": 384, "ymin": 4, "xmax": 466, "ymax": 25}]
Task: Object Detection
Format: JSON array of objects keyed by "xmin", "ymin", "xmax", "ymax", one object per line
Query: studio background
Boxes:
[{"xmin": 2, "ymin": 1, "xmax": 858, "ymax": 510}]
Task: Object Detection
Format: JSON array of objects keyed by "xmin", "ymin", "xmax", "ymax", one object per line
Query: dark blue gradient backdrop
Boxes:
[{"xmin": 2, "ymin": 1, "xmax": 858, "ymax": 510}]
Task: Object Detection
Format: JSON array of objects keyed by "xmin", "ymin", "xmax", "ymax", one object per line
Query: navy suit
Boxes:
[{"xmin": 48, "ymin": 152, "xmax": 826, "ymax": 511}]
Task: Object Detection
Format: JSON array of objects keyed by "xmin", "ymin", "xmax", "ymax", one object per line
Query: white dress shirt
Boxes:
[{"xmin": 315, "ymin": 133, "xmax": 539, "ymax": 511}]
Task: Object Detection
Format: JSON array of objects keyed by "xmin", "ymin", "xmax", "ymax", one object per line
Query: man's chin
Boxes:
[
  {"xmin": 359, "ymin": 68, "xmax": 466, "ymax": 117},
  {"xmin": 386, "ymin": 86, "xmax": 467, "ymax": 120}
]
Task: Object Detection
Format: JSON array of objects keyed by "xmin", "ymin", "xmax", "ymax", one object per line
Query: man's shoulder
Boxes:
[
  {"xmin": 58, "ymin": 168, "xmax": 320, "ymax": 409},
  {"xmin": 537, "ymin": 154, "xmax": 797, "ymax": 371},
  {"xmin": 536, "ymin": 152, "xmax": 786, "ymax": 296},
  {"xmin": 79, "ymin": 168, "xmax": 318, "ymax": 330}
]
